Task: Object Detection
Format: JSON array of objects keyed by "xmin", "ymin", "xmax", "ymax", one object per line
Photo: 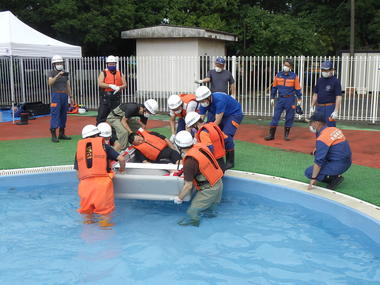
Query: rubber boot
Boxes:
[
  {"xmin": 50, "ymin": 128, "xmax": 59, "ymax": 143},
  {"xmin": 264, "ymin": 127, "xmax": 276, "ymax": 141},
  {"xmin": 58, "ymin": 128, "xmax": 71, "ymax": 140},
  {"xmin": 284, "ymin": 127, "xmax": 291, "ymax": 141},
  {"xmin": 225, "ymin": 150, "xmax": 235, "ymax": 170}
]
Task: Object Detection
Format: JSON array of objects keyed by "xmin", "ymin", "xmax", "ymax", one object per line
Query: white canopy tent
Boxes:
[{"xmin": 0, "ymin": 10, "xmax": 82, "ymax": 123}]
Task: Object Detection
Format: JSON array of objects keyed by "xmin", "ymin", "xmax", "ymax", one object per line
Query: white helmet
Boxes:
[
  {"xmin": 144, "ymin": 99, "xmax": 158, "ymax": 114},
  {"xmin": 185, "ymin": 111, "xmax": 201, "ymax": 127},
  {"xmin": 195, "ymin": 86, "xmax": 211, "ymax": 101},
  {"xmin": 106, "ymin": 55, "xmax": 117, "ymax": 63},
  {"xmin": 82, "ymin": 124, "xmax": 100, "ymax": 138},
  {"xmin": 175, "ymin": 131, "xmax": 194, "ymax": 148},
  {"xmin": 167, "ymin": 94, "xmax": 182, "ymax": 110},
  {"xmin": 51, "ymin": 55, "xmax": 63, "ymax": 64},
  {"xmin": 97, "ymin": 122, "xmax": 112, "ymax": 138}
]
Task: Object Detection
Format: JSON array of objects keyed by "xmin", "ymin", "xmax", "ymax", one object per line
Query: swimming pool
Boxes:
[{"xmin": 1, "ymin": 170, "xmax": 380, "ymax": 284}]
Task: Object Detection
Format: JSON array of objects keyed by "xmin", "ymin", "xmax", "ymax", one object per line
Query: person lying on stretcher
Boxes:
[{"xmin": 128, "ymin": 128, "xmax": 181, "ymax": 164}]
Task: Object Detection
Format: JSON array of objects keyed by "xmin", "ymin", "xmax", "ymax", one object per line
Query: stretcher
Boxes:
[{"xmin": 112, "ymin": 147, "xmax": 189, "ymax": 201}]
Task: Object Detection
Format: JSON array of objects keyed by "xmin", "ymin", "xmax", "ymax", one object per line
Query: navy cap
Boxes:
[
  {"xmin": 215, "ymin": 57, "xmax": 225, "ymax": 65},
  {"xmin": 321, "ymin": 61, "xmax": 333, "ymax": 70},
  {"xmin": 309, "ymin": 112, "xmax": 326, "ymax": 123}
]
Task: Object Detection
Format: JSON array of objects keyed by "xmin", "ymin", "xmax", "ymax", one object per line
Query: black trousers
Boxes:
[{"xmin": 96, "ymin": 92, "xmax": 121, "ymax": 125}]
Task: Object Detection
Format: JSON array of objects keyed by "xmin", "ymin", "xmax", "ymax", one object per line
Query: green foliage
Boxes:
[{"xmin": 0, "ymin": 0, "xmax": 379, "ymax": 55}]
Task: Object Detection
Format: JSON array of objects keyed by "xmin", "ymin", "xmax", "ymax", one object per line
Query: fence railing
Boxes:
[{"xmin": 1, "ymin": 55, "xmax": 379, "ymax": 123}]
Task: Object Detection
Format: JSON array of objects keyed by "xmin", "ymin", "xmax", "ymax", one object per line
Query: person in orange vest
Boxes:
[
  {"xmin": 167, "ymin": 94, "xmax": 199, "ymax": 143},
  {"xmin": 185, "ymin": 111, "xmax": 227, "ymax": 172},
  {"xmin": 97, "ymin": 55, "xmax": 127, "ymax": 124},
  {"xmin": 172, "ymin": 131, "xmax": 224, "ymax": 227},
  {"xmin": 74, "ymin": 124, "xmax": 126, "ymax": 227},
  {"xmin": 128, "ymin": 128, "xmax": 181, "ymax": 164}
]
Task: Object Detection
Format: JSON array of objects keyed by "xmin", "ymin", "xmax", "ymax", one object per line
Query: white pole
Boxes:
[
  {"xmin": 19, "ymin": 57, "xmax": 26, "ymax": 103},
  {"xmin": 231, "ymin": 55, "xmax": 236, "ymax": 98},
  {"xmin": 9, "ymin": 55, "xmax": 15, "ymax": 124}
]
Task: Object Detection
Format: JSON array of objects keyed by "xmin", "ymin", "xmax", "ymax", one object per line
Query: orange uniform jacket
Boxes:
[
  {"xmin": 175, "ymin": 93, "xmax": 197, "ymax": 118},
  {"xmin": 77, "ymin": 137, "xmax": 109, "ymax": 180},
  {"xmin": 133, "ymin": 130, "xmax": 168, "ymax": 161},
  {"xmin": 184, "ymin": 143, "xmax": 223, "ymax": 190},
  {"xmin": 195, "ymin": 122, "xmax": 226, "ymax": 159},
  {"xmin": 103, "ymin": 69, "xmax": 123, "ymax": 92}
]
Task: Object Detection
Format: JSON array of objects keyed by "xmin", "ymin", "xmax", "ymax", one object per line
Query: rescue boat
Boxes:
[{"xmin": 112, "ymin": 147, "xmax": 190, "ymax": 201}]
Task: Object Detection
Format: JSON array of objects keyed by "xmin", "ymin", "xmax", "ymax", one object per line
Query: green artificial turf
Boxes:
[{"xmin": 1, "ymin": 126, "xmax": 379, "ymax": 206}]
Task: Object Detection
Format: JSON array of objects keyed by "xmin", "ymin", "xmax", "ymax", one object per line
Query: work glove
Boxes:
[
  {"xmin": 194, "ymin": 79, "xmax": 203, "ymax": 84},
  {"xmin": 108, "ymin": 84, "xmax": 118, "ymax": 91},
  {"xmin": 169, "ymin": 134, "xmax": 176, "ymax": 143},
  {"xmin": 297, "ymin": 100, "xmax": 302, "ymax": 106},
  {"xmin": 310, "ymin": 106, "xmax": 315, "ymax": 114},
  {"xmin": 270, "ymin": 99, "xmax": 275, "ymax": 106},
  {"xmin": 172, "ymin": 196, "xmax": 183, "ymax": 205},
  {"xmin": 330, "ymin": 111, "xmax": 338, "ymax": 119},
  {"xmin": 113, "ymin": 86, "xmax": 120, "ymax": 95}
]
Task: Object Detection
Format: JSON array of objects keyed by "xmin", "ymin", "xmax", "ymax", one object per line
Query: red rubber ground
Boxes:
[{"xmin": 1, "ymin": 116, "xmax": 379, "ymax": 169}]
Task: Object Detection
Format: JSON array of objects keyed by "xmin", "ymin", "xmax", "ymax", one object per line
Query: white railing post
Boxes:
[{"xmin": 231, "ymin": 55, "xmax": 237, "ymax": 98}]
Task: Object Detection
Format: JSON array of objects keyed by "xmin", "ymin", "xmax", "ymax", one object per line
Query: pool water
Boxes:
[{"xmin": 1, "ymin": 176, "xmax": 380, "ymax": 285}]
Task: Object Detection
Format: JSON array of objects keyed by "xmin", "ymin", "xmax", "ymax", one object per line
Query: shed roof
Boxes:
[{"xmin": 121, "ymin": 25, "xmax": 238, "ymax": 42}]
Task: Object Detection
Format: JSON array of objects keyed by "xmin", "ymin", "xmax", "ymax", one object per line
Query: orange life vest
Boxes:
[
  {"xmin": 184, "ymin": 143, "xmax": 223, "ymax": 190},
  {"xmin": 133, "ymin": 130, "xmax": 168, "ymax": 161},
  {"xmin": 103, "ymin": 69, "xmax": 123, "ymax": 92},
  {"xmin": 195, "ymin": 122, "xmax": 226, "ymax": 159},
  {"xmin": 76, "ymin": 137, "xmax": 109, "ymax": 180},
  {"xmin": 175, "ymin": 94, "xmax": 197, "ymax": 118}
]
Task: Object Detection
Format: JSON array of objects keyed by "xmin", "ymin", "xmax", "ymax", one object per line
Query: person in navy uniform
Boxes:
[
  {"xmin": 305, "ymin": 112, "xmax": 352, "ymax": 190},
  {"xmin": 265, "ymin": 58, "xmax": 302, "ymax": 141},
  {"xmin": 195, "ymin": 86, "xmax": 243, "ymax": 169},
  {"xmin": 310, "ymin": 60, "xmax": 342, "ymax": 127}
]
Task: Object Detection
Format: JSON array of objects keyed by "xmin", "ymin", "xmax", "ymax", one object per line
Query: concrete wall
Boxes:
[
  {"xmin": 197, "ymin": 39, "xmax": 225, "ymax": 56},
  {"xmin": 135, "ymin": 39, "xmax": 227, "ymax": 96}
]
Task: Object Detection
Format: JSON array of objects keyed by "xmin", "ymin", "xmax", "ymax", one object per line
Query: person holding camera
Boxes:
[
  {"xmin": 97, "ymin": 55, "xmax": 127, "ymax": 125},
  {"xmin": 48, "ymin": 55, "xmax": 74, "ymax": 143}
]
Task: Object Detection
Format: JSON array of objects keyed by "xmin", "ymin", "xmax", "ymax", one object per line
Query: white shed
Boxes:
[{"xmin": 121, "ymin": 25, "xmax": 237, "ymax": 97}]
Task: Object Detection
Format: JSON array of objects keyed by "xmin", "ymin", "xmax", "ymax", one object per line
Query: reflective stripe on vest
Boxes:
[
  {"xmin": 196, "ymin": 122, "xmax": 226, "ymax": 159},
  {"xmin": 133, "ymin": 130, "xmax": 168, "ymax": 161},
  {"xmin": 184, "ymin": 143, "xmax": 223, "ymax": 190},
  {"xmin": 77, "ymin": 137, "xmax": 109, "ymax": 180},
  {"xmin": 103, "ymin": 69, "xmax": 123, "ymax": 92}
]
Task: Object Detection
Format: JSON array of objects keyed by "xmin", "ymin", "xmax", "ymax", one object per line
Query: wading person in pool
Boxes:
[
  {"xmin": 172, "ymin": 131, "xmax": 224, "ymax": 227},
  {"xmin": 305, "ymin": 113, "xmax": 352, "ymax": 190},
  {"xmin": 48, "ymin": 55, "xmax": 74, "ymax": 143},
  {"xmin": 128, "ymin": 129, "xmax": 181, "ymax": 164},
  {"xmin": 74, "ymin": 125, "xmax": 126, "ymax": 227}
]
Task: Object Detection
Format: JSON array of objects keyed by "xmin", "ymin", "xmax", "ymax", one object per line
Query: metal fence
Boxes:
[{"xmin": 1, "ymin": 55, "xmax": 379, "ymax": 123}]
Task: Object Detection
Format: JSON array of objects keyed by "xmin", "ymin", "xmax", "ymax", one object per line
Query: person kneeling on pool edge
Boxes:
[
  {"xmin": 305, "ymin": 112, "xmax": 352, "ymax": 191},
  {"xmin": 74, "ymin": 124, "xmax": 126, "ymax": 227},
  {"xmin": 172, "ymin": 131, "xmax": 224, "ymax": 227}
]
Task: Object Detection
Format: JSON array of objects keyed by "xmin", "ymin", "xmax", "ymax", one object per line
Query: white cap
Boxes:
[
  {"xmin": 175, "ymin": 131, "xmax": 194, "ymax": 148},
  {"xmin": 195, "ymin": 86, "xmax": 211, "ymax": 101},
  {"xmin": 167, "ymin": 94, "xmax": 182, "ymax": 110},
  {"xmin": 78, "ymin": 108, "xmax": 86, "ymax": 114},
  {"xmin": 82, "ymin": 124, "xmax": 100, "ymax": 138},
  {"xmin": 51, "ymin": 55, "xmax": 63, "ymax": 64},
  {"xmin": 144, "ymin": 99, "xmax": 158, "ymax": 114},
  {"xmin": 97, "ymin": 122, "xmax": 112, "ymax": 138},
  {"xmin": 106, "ymin": 55, "xmax": 117, "ymax": 63},
  {"xmin": 185, "ymin": 111, "xmax": 201, "ymax": 127}
]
